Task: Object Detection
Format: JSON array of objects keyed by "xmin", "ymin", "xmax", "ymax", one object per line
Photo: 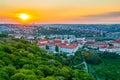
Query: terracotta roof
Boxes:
[
  {"xmin": 85, "ymin": 41, "xmax": 110, "ymax": 48},
  {"xmin": 78, "ymin": 40, "xmax": 84, "ymax": 44},
  {"xmin": 85, "ymin": 42, "xmax": 95, "ymax": 46},
  {"xmin": 40, "ymin": 38, "xmax": 47, "ymax": 42},
  {"xmin": 114, "ymin": 39, "xmax": 120, "ymax": 43},
  {"xmin": 95, "ymin": 42, "xmax": 107, "ymax": 45},
  {"xmin": 108, "ymin": 46, "xmax": 119, "ymax": 49},
  {"xmin": 53, "ymin": 38, "xmax": 62, "ymax": 43},
  {"xmin": 99, "ymin": 45, "xmax": 108, "ymax": 48},
  {"xmin": 60, "ymin": 43, "xmax": 78, "ymax": 49},
  {"xmin": 64, "ymin": 40, "xmax": 69, "ymax": 44},
  {"xmin": 38, "ymin": 38, "xmax": 78, "ymax": 49}
]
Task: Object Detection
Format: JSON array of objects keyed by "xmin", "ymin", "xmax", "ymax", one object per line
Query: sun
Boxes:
[{"xmin": 18, "ymin": 13, "xmax": 30, "ymax": 21}]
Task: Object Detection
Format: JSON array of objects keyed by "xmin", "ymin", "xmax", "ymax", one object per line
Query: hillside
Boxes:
[{"xmin": 0, "ymin": 36, "xmax": 95, "ymax": 80}]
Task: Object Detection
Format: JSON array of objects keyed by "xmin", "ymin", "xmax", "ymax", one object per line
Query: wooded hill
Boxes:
[{"xmin": 0, "ymin": 35, "xmax": 95, "ymax": 80}]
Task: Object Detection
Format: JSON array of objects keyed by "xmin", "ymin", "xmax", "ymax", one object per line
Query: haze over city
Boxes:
[{"xmin": 0, "ymin": 0, "xmax": 120, "ymax": 24}]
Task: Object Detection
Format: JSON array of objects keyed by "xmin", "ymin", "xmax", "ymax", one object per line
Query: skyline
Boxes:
[{"xmin": 0, "ymin": 0, "xmax": 120, "ymax": 24}]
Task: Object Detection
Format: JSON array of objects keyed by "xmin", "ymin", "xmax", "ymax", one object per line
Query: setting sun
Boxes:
[{"xmin": 18, "ymin": 13, "xmax": 30, "ymax": 21}]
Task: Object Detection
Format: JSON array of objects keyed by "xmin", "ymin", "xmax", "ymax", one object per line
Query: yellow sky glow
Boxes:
[
  {"xmin": 18, "ymin": 13, "xmax": 30, "ymax": 20},
  {"xmin": 0, "ymin": 0, "xmax": 120, "ymax": 24}
]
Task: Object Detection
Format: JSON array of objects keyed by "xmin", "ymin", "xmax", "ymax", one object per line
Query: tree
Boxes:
[
  {"xmin": 72, "ymin": 69, "xmax": 95, "ymax": 80},
  {"xmin": 85, "ymin": 51, "xmax": 101, "ymax": 65},
  {"xmin": 0, "ymin": 36, "xmax": 96, "ymax": 80},
  {"xmin": 58, "ymin": 67, "xmax": 72, "ymax": 80},
  {"xmin": 2, "ymin": 66, "xmax": 16, "ymax": 77},
  {"xmin": 0, "ymin": 70, "xmax": 9, "ymax": 80},
  {"xmin": 38, "ymin": 65, "xmax": 53, "ymax": 77},
  {"xmin": 3, "ymin": 45, "xmax": 12, "ymax": 54},
  {"xmin": 0, "ymin": 60, "xmax": 5, "ymax": 67},
  {"xmin": 10, "ymin": 73, "xmax": 25, "ymax": 80},
  {"xmin": 46, "ymin": 45, "xmax": 49, "ymax": 50},
  {"xmin": 55, "ymin": 46, "xmax": 59, "ymax": 52},
  {"xmin": 41, "ymin": 76, "xmax": 57, "ymax": 80},
  {"xmin": 0, "ymin": 33, "xmax": 8, "ymax": 37}
]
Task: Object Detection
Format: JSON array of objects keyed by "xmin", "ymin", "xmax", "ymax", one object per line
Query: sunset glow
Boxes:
[
  {"xmin": 0, "ymin": 0, "xmax": 120, "ymax": 24},
  {"xmin": 18, "ymin": 13, "xmax": 30, "ymax": 21}
]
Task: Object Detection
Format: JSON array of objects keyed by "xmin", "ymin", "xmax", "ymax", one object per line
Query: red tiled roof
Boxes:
[
  {"xmin": 54, "ymin": 38, "xmax": 62, "ymax": 43},
  {"xmin": 85, "ymin": 41, "xmax": 109, "ymax": 48},
  {"xmin": 60, "ymin": 43, "xmax": 78, "ymax": 49},
  {"xmin": 38, "ymin": 44, "xmax": 45, "ymax": 46},
  {"xmin": 78, "ymin": 40, "xmax": 84, "ymax": 44},
  {"xmin": 99, "ymin": 45, "xmax": 108, "ymax": 48},
  {"xmin": 39, "ymin": 38, "xmax": 47, "ymax": 42},
  {"xmin": 64, "ymin": 40, "xmax": 69, "ymax": 44},
  {"xmin": 37, "ymin": 38, "xmax": 48, "ymax": 46},
  {"xmin": 38, "ymin": 39, "xmax": 78, "ymax": 49},
  {"xmin": 37, "ymin": 43, "xmax": 48, "ymax": 46},
  {"xmin": 48, "ymin": 41, "xmax": 55, "ymax": 45},
  {"xmin": 108, "ymin": 46, "xmax": 119, "ymax": 49},
  {"xmin": 114, "ymin": 39, "xmax": 120, "ymax": 43},
  {"xmin": 95, "ymin": 42, "xmax": 107, "ymax": 45}
]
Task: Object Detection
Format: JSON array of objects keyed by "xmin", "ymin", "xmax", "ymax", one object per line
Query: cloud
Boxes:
[
  {"xmin": 83, "ymin": 11, "xmax": 120, "ymax": 19},
  {"xmin": 68, "ymin": 11, "xmax": 120, "ymax": 23}
]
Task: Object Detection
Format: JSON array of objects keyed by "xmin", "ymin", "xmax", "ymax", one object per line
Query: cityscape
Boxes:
[
  {"xmin": 0, "ymin": 0, "xmax": 120, "ymax": 80},
  {"xmin": 1, "ymin": 24, "xmax": 120, "ymax": 55}
]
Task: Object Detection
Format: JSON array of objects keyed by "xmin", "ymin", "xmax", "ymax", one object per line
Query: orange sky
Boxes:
[{"xmin": 0, "ymin": 0, "xmax": 120, "ymax": 24}]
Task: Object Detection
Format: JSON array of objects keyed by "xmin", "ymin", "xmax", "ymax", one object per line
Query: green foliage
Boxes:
[
  {"xmin": 46, "ymin": 45, "xmax": 49, "ymax": 50},
  {"xmin": 0, "ymin": 37, "xmax": 95, "ymax": 80},
  {"xmin": 41, "ymin": 76, "xmax": 57, "ymax": 80},
  {"xmin": 99, "ymin": 52, "xmax": 120, "ymax": 59},
  {"xmin": 55, "ymin": 46, "xmax": 59, "ymax": 52},
  {"xmin": 58, "ymin": 66, "xmax": 72, "ymax": 80},
  {"xmin": 88, "ymin": 51, "xmax": 120, "ymax": 80},
  {"xmin": 10, "ymin": 73, "xmax": 25, "ymax": 80},
  {"xmin": 0, "ymin": 71, "xmax": 9, "ymax": 80},
  {"xmin": 72, "ymin": 69, "xmax": 95, "ymax": 80},
  {"xmin": 0, "ymin": 33, "xmax": 8, "ymax": 37},
  {"xmin": 89, "ymin": 59, "xmax": 120, "ymax": 80},
  {"xmin": 85, "ymin": 52, "xmax": 101, "ymax": 65}
]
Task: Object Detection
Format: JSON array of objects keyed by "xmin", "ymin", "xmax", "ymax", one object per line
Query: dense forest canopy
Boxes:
[{"xmin": 0, "ymin": 35, "xmax": 95, "ymax": 80}]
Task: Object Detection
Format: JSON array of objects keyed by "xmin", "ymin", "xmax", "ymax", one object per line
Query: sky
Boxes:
[{"xmin": 0, "ymin": 0, "xmax": 120, "ymax": 24}]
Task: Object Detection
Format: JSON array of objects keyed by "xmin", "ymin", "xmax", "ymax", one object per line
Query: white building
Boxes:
[
  {"xmin": 37, "ymin": 38, "xmax": 48, "ymax": 50},
  {"xmin": 99, "ymin": 46, "xmax": 120, "ymax": 53},
  {"xmin": 38, "ymin": 38, "xmax": 79, "ymax": 55},
  {"xmin": 59, "ymin": 43, "xmax": 78, "ymax": 56},
  {"xmin": 78, "ymin": 40, "xmax": 85, "ymax": 48},
  {"xmin": 112, "ymin": 39, "xmax": 120, "ymax": 47}
]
